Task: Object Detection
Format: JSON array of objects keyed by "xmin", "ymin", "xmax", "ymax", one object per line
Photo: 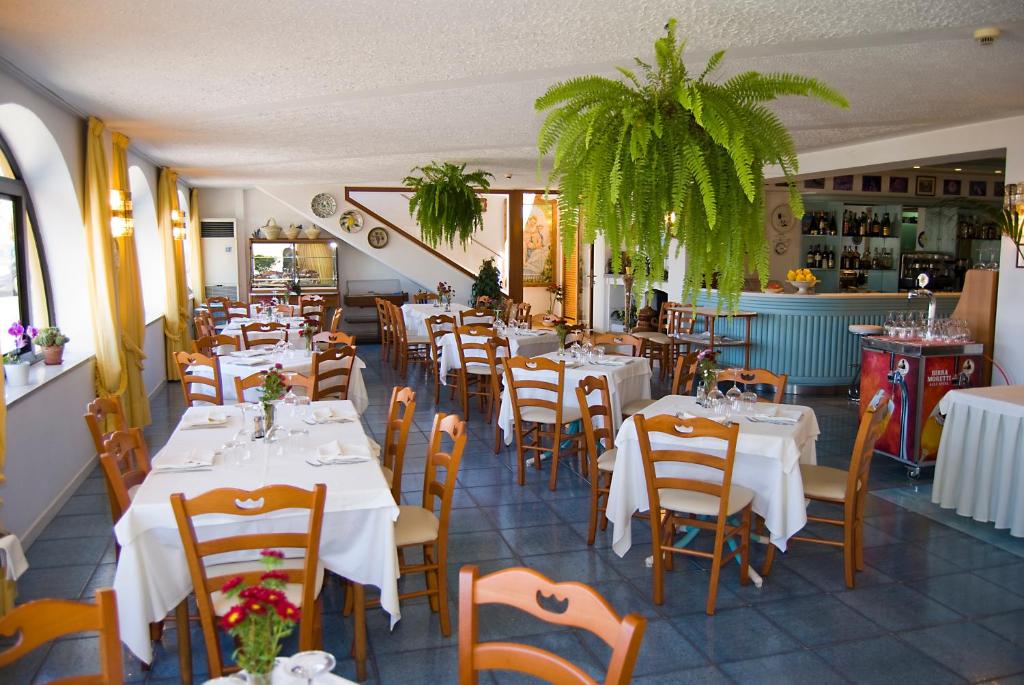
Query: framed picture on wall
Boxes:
[
  {"xmin": 522, "ymin": 197, "xmax": 557, "ymax": 286},
  {"xmin": 995, "ymin": 181, "xmax": 1005, "ymax": 198},
  {"xmin": 861, "ymin": 175, "xmax": 882, "ymax": 192},
  {"xmin": 889, "ymin": 176, "xmax": 909, "ymax": 193},
  {"xmin": 803, "ymin": 178, "xmax": 825, "ymax": 190},
  {"xmin": 943, "ymin": 179, "xmax": 962, "ymax": 196},
  {"xmin": 915, "ymin": 176, "xmax": 936, "ymax": 196},
  {"xmin": 968, "ymin": 180, "xmax": 987, "ymax": 197},
  {"xmin": 833, "ymin": 175, "xmax": 853, "ymax": 191}
]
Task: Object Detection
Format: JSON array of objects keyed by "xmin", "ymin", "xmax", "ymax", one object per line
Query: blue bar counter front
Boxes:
[{"xmin": 692, "ymin": 291, "xmax": 960, "ymax": 390}]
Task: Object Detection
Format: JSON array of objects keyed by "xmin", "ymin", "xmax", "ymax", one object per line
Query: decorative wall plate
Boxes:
[
  {"xmin": 367, "ymin": 226, "xmax": 389, "ymax": 249},
  {"xmin": 310, "ymin": 193, "xmax": 337, "ymax": 218},
  {"xmin": 339, "ymin": 210, "xmax": 364, "ymax": 233},
  {"xmin": 770, "ymin": 204, "xmax": 794, "ymax": 234},
  {"xmin": 773, "ymin": 239, "xmax": 789, "ymax": 255}
]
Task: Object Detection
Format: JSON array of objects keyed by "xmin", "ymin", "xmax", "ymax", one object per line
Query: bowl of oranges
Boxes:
[{"xmin": 787, "ymin": 269, "xmax": 819, "ymax": 294}]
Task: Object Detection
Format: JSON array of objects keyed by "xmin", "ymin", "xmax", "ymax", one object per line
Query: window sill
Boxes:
[{"xmin": 4, "ymin": 349, "xmax": 93, "ymax": 409}]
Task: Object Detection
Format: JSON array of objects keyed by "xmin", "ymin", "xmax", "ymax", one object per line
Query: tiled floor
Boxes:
[{"xmin": 5, "ymin": 345, "xmax": 1024, "ymax": 684}]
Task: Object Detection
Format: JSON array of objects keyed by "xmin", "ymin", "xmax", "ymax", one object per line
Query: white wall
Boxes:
[{"xmin": 994, "ymin": 140, "xmax": 1023, "ymax": 385}]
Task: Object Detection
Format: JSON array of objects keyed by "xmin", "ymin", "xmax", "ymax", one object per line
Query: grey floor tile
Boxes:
[
  {"xmin": 581, "ymin": 618, "xmax": 707, "ymax": 676},
  {"xmin": 25, "ymin": 536, "xmax": 109, "ymax": 569},
  {"xmin": 629, "ymin": 665, "xmax": 732, "ymax": 685},
  {"xmin": 907, "ymin": 621, "xmax": 1024, "ymax": 682},
  {"xmin": 835, "ymin": 583, "xmax": 962, "ymax": 630},
  {"xmin": 756, "ymin": 594, "xmax": 880, "ymax": 647},
  {"xmin": 519, "ymin": 550, "xmax": 622, "ymax": 585},
  {"xmin": 971, "ymin": 561, "xmax": 1024, "ymax": 594},
  {"xmin": 375, "ymin": 645, "xmax": 458, "ymax": 685},
  {"xmin": 980, "ymin": 609, "xmax": 1024, "ymax": 649},
  {"xmin": 17, "ymin": 565, "xmax": 95, "ymax": 602},
  {"xmin": 861, "ymin": 543, "xmax": 964, "ymax": 580},
  {"xmin": 719, "ymin": 650, "xmax": 845, "ymax": 685},
  {"xmin": 672, "ymin": 606, "xmax": 802, "ymax": 663},
  {"xmin": 815, "ymin": 636, "xmax": 964, "ymax": 685},
  {"xmin": 501, "ymin": 523, "xmax": 587, "ymax": 557},
  {"xmin": 917, "ymin": 572, "xmax": 1024, "ymax": 617}
]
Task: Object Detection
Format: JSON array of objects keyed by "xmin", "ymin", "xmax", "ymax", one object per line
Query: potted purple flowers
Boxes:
[{"xmin": 4, "ymin": 321, "xmax": 38, "ymax": 386}]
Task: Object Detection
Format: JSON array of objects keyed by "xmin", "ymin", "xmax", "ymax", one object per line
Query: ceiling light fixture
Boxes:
[
  {"xmin": 913, "ymin": 165, "xmax": 921, "ymax": 169},
  {"xmin": 974, "ymin": 26, "xmax": 1001, "ymax": 46},
  {"xmin": 995, "ymin": 170, "xmax": 1002, "ymax": 174},
  {"xmin": 954, "ymin": 168, "xmax": 962, "ymax": 172}
]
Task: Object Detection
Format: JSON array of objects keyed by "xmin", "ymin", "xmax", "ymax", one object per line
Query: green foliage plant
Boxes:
[
  {"xmin": 535, "ymin": 19, "xmax": 848, "ymax": 310},
  {"xmin": 471, "ymin": 257, "xmax": 504, "ymax": 306},
  {"xmin": 404, "ymin": 162, "xmax": 493, "ymax": 248}
]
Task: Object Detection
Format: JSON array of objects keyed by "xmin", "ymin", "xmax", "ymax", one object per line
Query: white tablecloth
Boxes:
[
  {"xmin": 195, "ymin": 351, "xmax": 369, "ymax": 414},
  {"xmin": 933, "ymin": 385, "xmax": 1024, "ymax": 537},
  {"xmin": 498, "ymin": 352, "xmax": 652, "ymax": 445},
  {"xmin": 222, "ymin": 317, "xmax": 308, "ymax": 348},
  {"xmin": 113, "ymin": 401, "xmax": 401, "ymax": 663},
  {"xmin": 401, "ymin": 303, "xmax": 470, "ymax": 338},
  {"xmin": 438, "ymin": 330, "xmax": 560, "ymax": 382},
  {"xmin": 607, "ymin": 395, "xmax": 819, "ymax": 556}
]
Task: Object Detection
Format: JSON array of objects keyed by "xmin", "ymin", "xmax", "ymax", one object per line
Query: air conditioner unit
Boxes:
[{"xmin": 201, "ymin": 218, "xmax": 238, "ymax": 300}]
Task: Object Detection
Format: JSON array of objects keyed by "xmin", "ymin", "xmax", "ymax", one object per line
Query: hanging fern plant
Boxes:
[
  {"xmin": 403, "ymin": 162, "xmax": 493, "ymax": 248},
  {"xmin": 536, "ymin": 19, "xmax": 848, "ymax": 310}
]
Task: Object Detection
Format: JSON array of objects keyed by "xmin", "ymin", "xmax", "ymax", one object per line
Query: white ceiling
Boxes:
[{"xmin": 1, "ymin": 0, "xmax": 1022, "ymax": 187}]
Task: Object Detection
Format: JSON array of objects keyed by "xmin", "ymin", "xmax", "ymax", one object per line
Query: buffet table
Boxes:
[{"xmin": 932, "ymin": 385, "xmax": 1024, "ymax": 537}]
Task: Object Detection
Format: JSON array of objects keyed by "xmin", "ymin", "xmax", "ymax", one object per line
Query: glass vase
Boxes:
[
  {"xmin": 444, "ymin": 298, "xmax": 451, "ymax": 313},
  {"xmin": 262, "ymin": 402, "xmax": 275, "ymax": 433},
  {"xmin": 246, "ymin": 671, "xmax": 272, "ymax": 685}
]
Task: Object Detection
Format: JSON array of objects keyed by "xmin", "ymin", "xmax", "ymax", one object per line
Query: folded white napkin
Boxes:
[
  {"xmin": 594, "ymin": 357, "xmax": 628, "ymax": 366},
  {"xmin": 181, "ymin": 411, "xmax": 229, "ymax": 429},
  {"xmin": 152, "ymin": 451, "xmax": 216, "ymax": 472},
  {"xmin": 749, "ymin": 407, "xmax": 801, "ymax": 424},
  {"xmin": 310, "ymin": 406, "xmax": 357, "ymax": 423},
  {"xmin": 230, "ymin": 349, "xmax": 265, "ymax": 358},
  {"xmin": 315, "ymin": 440, "xmax": 372, "ymax": 464},
  {"xmin": 0, "ymin": 534, "xmax": 29, "ymax": 581},
  {"xmin": 680, "ymin": 411, "xmax": 727, "ymax": 424},
  {"xmin": 231, "ymin": 357, "xmax": 270, "ymax": 366}
]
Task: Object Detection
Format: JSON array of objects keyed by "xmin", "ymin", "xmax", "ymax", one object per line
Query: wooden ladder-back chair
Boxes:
[
  {"xmin": 233, "ymin": 370, "xmax": 267, "ymax": 404},
  {"xmin": 621, "ymin": 351, "xmax": 699, "ymax": 417},
  {"xmin": 592, "ymin": 333, "xmax": 643, "ymax": 357},
  {"xmin": 381, "ymin": 386, "xmax": 416, "ymax": 501},
  {"xmin": 312, "ymin": 330, "xmax": 355, "ymax": 351},
  {"xmin": 414, "ymin": 291, "xmax": 438, "ymax": 304},
  {"xmin": 635, "ymin": 414, "xmax": 753, "ymax": 615},
  {"xmin": 509, "ymin": 302, "xmax": 532, "ymax": 327},
  {"xmin": 241, "ymin": 322, "xmax": 288, "ymax": 349},
  {"xmin": 458, "ymin": 565, "xmax": 646, "ymax": 685},
  {"xmin": 299, "ymin": 301, "xmax": 325, "ymax": 331},
  {"xmin": 225, "ymin": 300, "xmax": 249, "ymax": 322},
  {"xmin": 665, "ymin": 305, "xmax": 697, "ymax": 369},
  {"xmin": 632, "ymin": 301, "xmax": 677, "ymax": 380},
  {"xmin": 453, "ymin": 325, "xmax": 499, "ymax": 421},
  {"xmin": 425, "ymin": 314, "xmax": 457, "ymax": 403},
  {"xmin": 205, "ymin": 296, "xmax": 230, "ymax": 326},
  {"xmin": 194, "ymin": 310, "xmax": 216, "ymax": 339},
  {"xmin": 193, "ymin": 334, "xmax": 240, "ymax": 357},
  {"xmin": 459, "ymin": 307, "xmax": 495, "ymax": 326},
  {"xmin": 329, "ymin": 307, "xmax": 345, "ymax": 333},
  {"xmin": 99, "ymin": 428, "xmax": 151, "ymax": 525},
  {"xmin": 174, "ymin": 351, "xmax": 224, "ymax": 407},
  {"xmin": 503, "ymin": 356, "xmax": 584, "ymax": 491},
  {"xmin": 0, "ymin": 588, "xmax": 124, "ymax": 684},
  {"xmin": 311, "ymin": 345, "xmax": 357, "ymax": 401},
  {"xmin": 84, "ymin": 395, "xmax": 126, "ymax": 455},
  {"xmin": 390, "ymin": 302, "xmax": 430, "ymax": 375},
  {"xmin": 761, "ymin": 390, "xmax": 894, "ymax": 588},
  {"xmin": 375, "ymin": 298, "xmax": 394, "ymax": 362},
  {"xmin": 170, "ymin": 484, "xmax": 329, "ymax": 678},
  {"xmin": 283, "ymin": 371, "xmax": 316, "ymax": 399},
  {"xmin": 576, "ymin": 376, "xmax": 618, "ymax": 546},
  {"xmin": 272, "ymin": 303, "xmax": 294, "ymax": 316},
  {"xmin": 714, "ymin": 368, "xmax": 788, "ymax": 404}
]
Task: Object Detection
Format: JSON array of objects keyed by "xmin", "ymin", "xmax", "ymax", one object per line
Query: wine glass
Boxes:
[
  {"xmin": 286, "ymin": 650, "xmax": 336, "ymax": 685},
  {"xmin": 706, "ymin": 371, "xmax": 725, "ymax": 412},
  {"xmin": 740, "ymin": 390, "xmax": 758, "ymax": 414},
  {"xmin": 593, "ymin": 347, "xmax": 606, "ymax": 365},
  {"xmin": 725, "ymin": 376, "xmax": 742, "ymax": 408}
]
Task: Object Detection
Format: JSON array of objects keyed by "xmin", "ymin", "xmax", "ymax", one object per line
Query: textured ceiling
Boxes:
[{"xmin": 1, "ymin": 0, "xmax": 1022, "ymax": 186}]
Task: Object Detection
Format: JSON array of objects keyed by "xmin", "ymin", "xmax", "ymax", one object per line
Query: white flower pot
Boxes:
[{"xmin": 4, "ymin": 362, "xmax": 30, "ymax": 386}]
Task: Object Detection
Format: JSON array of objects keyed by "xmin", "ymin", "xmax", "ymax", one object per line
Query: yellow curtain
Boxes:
[
  {"xmin": 187, "ymin": 187, "xmax": 205, "ymax": 302},
  {"xmin": 158, "ymin": 168, "xmax": 190, "ymax": 376},
  {"xmin": 83, "ymin": 117, "xmax": 127, "ymax": 399},
  {"xmin": 111, "ymin": 133, "xmax": 151, "ymax": 428},
  {"xmin": 295, "ymin": 242, "xmax": 334, "ymax": 283}
]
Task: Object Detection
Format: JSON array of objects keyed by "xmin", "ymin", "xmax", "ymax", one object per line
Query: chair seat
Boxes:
[
  {"xmin": 621, "ymin": 398, "xmax": 655, "ymax": 416},
  {"xmin": 406, "ymin": 336, "xmax": 429, "ymax": 345},
  {"xmin": 209, "ymin": 558, "xmax": 324, "ymax": 616},
  {"xmin": 800, "ymin": 464, "xmax": 857, "ymax": 501},
  {"xmin": 465, "ymin": 363, "xmax": 499, "ymax": 375},
  {"xmin": 519, "ymin": 405, "xmax": 583, "ymax": 425},
  {"xmin": 381, "ymin": 465, "xmax": 394, "ymax": 488},
  {"xmin": 632, "ymin": 331, "xmax": 671, "ymax": 345},
  {"xmin": 597, "ymin": 448, "xmax": 616, "ymax": 473},
  {"xmin": 395, "ymin": 505, "xmax": 440, "ymax": 547},
  {"xmin": 659, "ymin": 484, "xmax": 754, "ymax": 517}
]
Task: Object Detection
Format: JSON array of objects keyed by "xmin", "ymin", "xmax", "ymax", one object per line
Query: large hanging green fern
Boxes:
[
  {"xmin": 404, "ymin": 162, "xmax": 493, "ymax": 248},
  {"xmin": 536, "ymin": 19, "xmax": 848, "ymax": 310}
]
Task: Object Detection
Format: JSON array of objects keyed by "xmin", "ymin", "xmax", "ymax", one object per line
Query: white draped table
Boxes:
[
  {"xmin": 933, "ymin": 385, "xmax": 1024, "ymax": 537},
  {"xmin": 497, "ymin": 352, "xmax": 652, "ymax": 445},
  {"xmin": 113, "ymin": 401, "xmax": 401, "ymax": 663},
  {"xmin": 401, "ymin": 303, "xmax": 470, "ymax": 337},
  {"xmin": 438, "ymin": 329, "xmax": 560, "ymax": 382},
  {"xmin": 222, "ymin": 317, "xmax": 308, "ymax": 347},
  {"xmin": 607, "ymin": 395, "xmax": 819, "ymax": 556}
]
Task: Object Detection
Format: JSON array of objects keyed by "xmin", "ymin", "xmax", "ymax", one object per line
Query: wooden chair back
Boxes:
[
  {"xmin": 225, "ymin": 300, "xmax": 249, "ymax": 321},
  {"xmin": 99, "ymin": 428, "xmax": 151, "ymax": 522},
  {"xmin": 714, "ymin": 368, "xmax": 788, "ymax": 404},
  {"xmin": 312, "ymin": 345, "xmax": 357, "ymax": 400},
  {"xmin": 420, "ymin": 413, "xmax": 468, "ymax": 535},
  {"xmin": 671, "ymin": 352, "xmax": 699, "ymax": 395},
  {"xmin": 426, "ymin": 314, "xmax": 456, "ymax": 355},
  {"xmin": 454, "ymin": 325, "xmax": 498, "ymax": 371},
  {"xmin": 0, "ymin": 588, "xmax": 124, "ymax": 684},
  {"xmin": 194, "ymin": 310, "xmax": 216, "ymax": 339},
  {"xmin": 205, "ymin": 296, "xmax": 230, "ymax": 325},
  {"xmin": 170, "ymin": 484, "xmax": 326, "ymax": 677},
  {"xmin": 592, "ymin": 333, "xmax": 643, "ymax": 357},
  {"xmin": 414, "ymin": 291, "xmax": 438, "ymax": 304},
  {"xmin": 634, "ymin": 414, "xmax": 740, "ymax": 524},
  {"xmin": 241, "ymin": 322, "xmax": 288, "ymax": 348},
  {"xmin": 375, "ymin": 298, "xmax": 393, "ymax": 343},
  {"xmin": 233, "ymin": 370, "xmax": 267, "ymax": 403},
  {"xmin": 283, "ymin": 372, "xmax": 316, "ymax": 398},
  {"xmin": 298, "ymin": 294, "xmax": 324, "ymax": 309},
  {"xmin": 193, "ymin": 334, "xmax": 240, "ymax": 357},
  {"xmin": 312, "ymin": 330, "xmax": 356, "ymax": 351},
  {"xmin": 459, "ymin": 307, "xmax": 495, "ymax": 326},
  {"xmin": 847, "ymin": 390, "xmax": 894, "ymax": 511},
  {"xmin": 299, "ymin": 303, "xmax": 325, "ymax": 330},
  {"xmin": 174, "ymin": 351, "xmax": 224, "ymax": 406},
  {"xmin": 503, "ymin": 356, "xmax": 566, "ymax": 426},
  {"xmin": 329, "ymin": 308, "xmax": 345, "ymax": 333},
  {"xmin": 509, "ymin": 302, "xmax": 532, "ymax": 326},
  {"xmin": 84, "ymin": 396, "xmax": 126, "ymax": 455},
  {"xmin": 388, "ymin": 302, "xmax": 411, "ymax": 346},
  {"xmin": 576, "ymin": 376, "xmax": 614, "ymax": 483},
  {"xmin": 383, "ymin": 386, "xmax": 417, "ymax": 501},
  {"xmin": 273, "ymin": 303, "xmax": 294, "ymax": 316},
  {"xmin": 665, "ymin": 306, "xmax": 696, "ymax": 337},
  {"xmin": 458, "ymin": 565, "xmax": 646, "ymax": 685}
]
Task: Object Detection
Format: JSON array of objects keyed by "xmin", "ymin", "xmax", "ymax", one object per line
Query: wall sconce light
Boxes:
[
  {"xmin": 109, "ymin": 188, "xmax": 134, "ymax": 237},
  {"xmin": 171, "ymin": 208, "xmax": 187, "ymax": 240},
  {"xmin": 329, "ymin": 241, "xmax": 338, "ymax": 250}
]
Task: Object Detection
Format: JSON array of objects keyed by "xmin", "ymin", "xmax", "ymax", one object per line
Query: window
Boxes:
[{"xmin": 0, "ymin": 135, "xmax": 52, "ymax": 355}]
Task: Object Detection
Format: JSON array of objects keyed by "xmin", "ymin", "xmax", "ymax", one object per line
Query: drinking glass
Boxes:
[
  {"xmin": 593, "ymin": 347, "xmax": 606, "ymax": 365},
  {"xmin": 740, "ymin": 390, "xmax": 758, "ymax": 414},
  {"xmin": 286, "ymin": 650, "xmax": 336, "ymax": 685},
  {"xmin": 725, "ymin": 379, "xmax": 742, "ymax": 408}
]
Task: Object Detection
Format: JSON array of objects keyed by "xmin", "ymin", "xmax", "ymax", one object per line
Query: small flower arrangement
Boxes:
[
  {"xmin": 437, "ymin": 281, "xmax": 454, "ymax": 311},
  {"xmin": 219, "ymin": 549, "xmax": 301, "ymax": 677},
  {"xmin": 261, "ymin": 364, "xmax": 286, "ymax": 405},
  {"xmin": 546, "ymin": 284, "xmax": 564, "ymax": 302},
  {"xmin": 32, "ymin": 326, "xmax": 69, "ymax": 348},
  {"xmin": 696, "ymin": 348, "xmax": 718, "ymax": 388},
  {"xmin": 298, "ymin": 320, "xmax": 318, "ymax": 349},
  {"xmin": 5, "ymin": 321, "xmax": 37, "ymax": 364}
]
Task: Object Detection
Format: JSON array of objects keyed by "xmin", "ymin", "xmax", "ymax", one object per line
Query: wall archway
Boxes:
[{"xmin": 128, "ymin": 165, "xmax": 165, "ymax": 321}]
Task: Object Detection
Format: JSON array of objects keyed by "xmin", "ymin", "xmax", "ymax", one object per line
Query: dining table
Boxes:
[
  {"xmin": 933, "ymin": 384, "xmax": 1024, "ymax": 537},
  {"xmin": 438, "ymin": 328, "xmax": 561, "ymax": 382},
  {"xmin": 221, "ymin": 316, "xmax": 309, "ymax": 347},
  {"xmin": 401, "ymin": 302, "xmax": 470, "ymax": 338},
  {"xmin": 497, "ymin": 351, "xmax": 652, "ymax": 445},
  {"xmin": 112, "ymin": 400, "xmax": 401, "ymax": 664},
  {"xmin": 606, "ymin": 395, "xmax": 820, "ymax": 557}
]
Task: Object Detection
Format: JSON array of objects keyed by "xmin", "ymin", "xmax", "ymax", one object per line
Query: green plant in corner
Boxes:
[
  {"xmin": 535, "ymin": 19, "xmax": 848, "ymax": 310},
  {"xmin": 471, "ymin": 258, "xmax": 504, "ymax": 306},
  {"xmin": 404, "ymin": 161, "xmax": 493, "ymax": 248}
]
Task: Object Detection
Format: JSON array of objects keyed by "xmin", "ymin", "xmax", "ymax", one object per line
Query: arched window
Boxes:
[{"xmin": 0, "ymin": 133, "xmax": 52, "ymax": 355}]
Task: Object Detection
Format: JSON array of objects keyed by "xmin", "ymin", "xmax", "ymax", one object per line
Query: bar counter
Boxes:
[{"xmin": 692, "ymin": 291, "xmax": 960, "ymax": 391}]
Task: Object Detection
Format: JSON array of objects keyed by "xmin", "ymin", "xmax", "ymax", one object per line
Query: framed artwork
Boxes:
[
  {"xmin": 833, "ymin": 175, "xmax": 854, "ymax": 191},
  {"xmin": 803, "ymin": 178, "xmax": 825, "ymax": 190},
  {"xmin": 889, "ymin": 176, "xmax": 909, "ymax": 193},
  {"xmin": 943, "ymin": 179, "xmax": 962, "ymax": 196},
  {"xmin": 861, "ymin": 175, "xmax": 882, "ymax": 192},
  {"xmin": 995, "ymin": 181, "xmax": 1005, "ymax": 198},
  {"xmin": 523, "ymin": 197, "xmax": 557, "ymax": 286},
  {"xmin": 916, "ymin": 176, "xmax": 936, "ymax": 197},
  {"xmin": 968, "ymin": 180, "xmax": 987, "ymax": 197}
]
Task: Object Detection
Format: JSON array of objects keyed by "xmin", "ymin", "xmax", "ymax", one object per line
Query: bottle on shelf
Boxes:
[
  {"xmin": 818, "ymin": 211, "xmax": 828, "ymax": 235},
  {"xmin": 827, "ymin": 246, "xmax": 835, "ymax": 269},
  {"xmin": 802, "ymin": 211, "xmax": 813, "ymax": 235},
  {"xmin": 842, "ymin": 210, "xmax": 850, "ymax": 236},
  {"xmin": 858, "ymin": 212, "xmax": 867, "ymax": 236},
  {"xmin": 828, "ymin": 211, "xmax": 837, "ymax": 236},
  {"xmin": 806, "ymin": 244, "xmax": 814, "ymax": 268},
  {"xmin": 881, "ymin": 212, "xmax": 891, "ymax": 237},
  {"xmin": 871, "ymin": 212, "xmax": 881, "ymax": 236}
]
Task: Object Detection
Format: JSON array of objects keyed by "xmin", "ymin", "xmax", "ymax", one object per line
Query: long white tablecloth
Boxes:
[
  {"xmin": 113, "ymin": 401, "xmax": 401, "ymax": 663},
  {"xmin": 222, "ymin": 317, "xmax": 308, "ymax": 348},
  {"xmin": 933, "ymin": 385, "xmax": 1024, "ymax": 537},
  {"xmin": 401, "ymin": 303, "xmax": 470, "ymax": 338},
  {"xmin": 607, "ymin": 395, "xmax": 819, "ymax": 556},
  {"xmin": 497, "ymin": 352, "xmax": 652, "ymax": 445},
  {"xmin": 438, "ymin": 330, "xmax": 560, "ymax": 382}
]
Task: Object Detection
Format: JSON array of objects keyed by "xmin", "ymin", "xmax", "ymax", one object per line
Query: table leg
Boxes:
[
  {"xmin": 352, "ymin": 582, "xmax": 367, "ymax": 682},
  {"xmin": 174, "ymin": 599, "xmax": 192, "ymax": 685},
  {"xmin": 743, "ymin": 317, "xmax": 752, "ymax": 369}
]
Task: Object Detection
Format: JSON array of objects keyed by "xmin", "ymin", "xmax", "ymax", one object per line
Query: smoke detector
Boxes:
[{"xmin": 974, "ymin": 27, "xmax": 1001, "ymax": 46}]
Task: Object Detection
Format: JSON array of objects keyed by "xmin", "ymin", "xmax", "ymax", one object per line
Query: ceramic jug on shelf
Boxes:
[{"xmin": 260, "ymin": 218, "xmax": 282, "ymax": 240}]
